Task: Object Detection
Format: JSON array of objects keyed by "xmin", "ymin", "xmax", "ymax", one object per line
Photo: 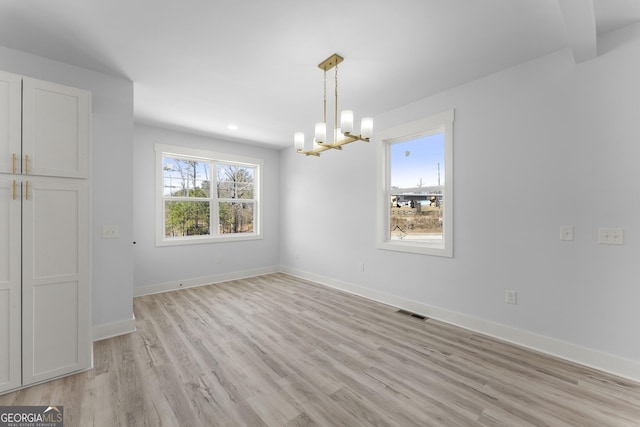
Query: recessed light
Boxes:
[{"xmin": 227, "ymin": 124, "xmax": 238, "ymax": 130}]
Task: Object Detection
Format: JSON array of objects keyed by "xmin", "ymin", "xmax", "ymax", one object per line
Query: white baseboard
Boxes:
[
  {"xmin": 281, "ymin": 266, "xmax": 640, "ymax": 383},
  {"xmin": 133, "ymin": 265, "xmax": 281, "ymax": 297},
  {"xmin": 93, "ymin": 315, "xmax": 137, "ymax": 341}
]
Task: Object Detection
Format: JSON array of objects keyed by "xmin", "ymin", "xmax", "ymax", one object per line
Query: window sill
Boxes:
[
  {"xmin": 377, "ymin": 240, "xmax": 452, "ymax": 257},
  {"xmin": 156, "ymin": 233, "xmax": 262, "ymax": 247}
]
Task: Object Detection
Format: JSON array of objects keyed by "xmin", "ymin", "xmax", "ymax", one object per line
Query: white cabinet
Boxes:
[
  {"xmin": 0, "ymin": 72, "xmax": 21, "ymax": 176},
  {"xmin": 22, "ymin": 177, "xmax": 90, "ymax": 385},
  {"xmin": 22, "ymin": 78, "xmax": 90, "ymax": 178},
  {"xmin": 0, "ymin": 71, "xmax": 91, "ymax": 394},
  {"xmin": 0, "ymin": 72, "xmax": 89, "ymax": 177},
  {"xmin": 0, "ymin": 176, "xmax": 21, "ymax": 392}
]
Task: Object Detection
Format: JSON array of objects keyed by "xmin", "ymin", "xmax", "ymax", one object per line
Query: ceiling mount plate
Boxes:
[{"xmin": 318, "ymin": 53, "xmax": 344, "ymax": 71}]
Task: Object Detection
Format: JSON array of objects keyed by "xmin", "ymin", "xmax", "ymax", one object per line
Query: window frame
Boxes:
[
  {"xmin": 155, "ymin": 143, "xmax": 262, "ymax": 247},
  {"xmin": 376, "ymin": 109, "xmax": 454, "ymax": 257}
]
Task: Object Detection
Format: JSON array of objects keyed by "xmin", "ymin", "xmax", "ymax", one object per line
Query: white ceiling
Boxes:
[{"xmin": 1, "ymin": 0, "xmax": 639, "ymax": 149}]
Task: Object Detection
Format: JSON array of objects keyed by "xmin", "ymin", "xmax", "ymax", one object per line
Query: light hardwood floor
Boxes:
[{"xmin": 2, "ymin": 273, "xmax": 640, "ymax": 426}]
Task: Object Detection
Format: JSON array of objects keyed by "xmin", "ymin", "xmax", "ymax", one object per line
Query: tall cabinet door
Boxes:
[
  {"xmin": 22, "ymin": 78, "xmax": 90, "ymax": 178},
  {"xmin": 0, "ymin": 176, "xmax": 21, "ymax": 393},
  {"xmin": 21, "ymin": 176, "xmax": 90, "ymax": 385},
  {"xmin": 0, "ymin": 71, "xmax": 22, "ymax": 175}
]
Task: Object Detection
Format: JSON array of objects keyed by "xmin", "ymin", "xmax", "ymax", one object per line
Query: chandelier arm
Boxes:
[{"xmin": 298, "ymin": 134, "xmax": 370, "ymax": 156}]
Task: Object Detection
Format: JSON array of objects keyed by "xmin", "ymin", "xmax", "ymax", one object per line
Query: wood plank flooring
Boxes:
[{"xmin": 2, "ymin": 273, "xmax": 640, "ymax": 426}]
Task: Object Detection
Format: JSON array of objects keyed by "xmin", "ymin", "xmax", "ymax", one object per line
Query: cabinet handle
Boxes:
[
  {"xmin": 25, "ymin": 180, "xmax": 30, "ymax": 201},
  {"xmin": 25, "ymin": 154, "xmax": 30, "ymax": 174},
  {"xmin": 12, "ymin": 180, "xmax": 17, "ymax": 200},
  {"xmin": 12, "ymin": 153, "xmax": 17, "ymax": 173}
]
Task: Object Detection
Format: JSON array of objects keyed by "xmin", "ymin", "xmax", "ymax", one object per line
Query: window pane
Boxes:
[
  {"xmin": 217, "ymin": 164, "xmax": 255, "ymax": 199},
  {"xmin": 165, "ymin": 200, "xmax": 210, "ymax": 237},
  {"xmin": 218, "ymin": 202, "xmax": 254, "ymax": 234},
  {"xmin": 390, "ymin": 133, "xmax": 445, "ymax": 243},
  {"xmin": 377, "ymin": 110, "xmax": 453, "ymax": 256},
  {"xmin": 390, "ymin": 194, "xmax": 443, "ymax": 243},
  {"xmin": 163, "ymin": 157, "xmax": 211, "ymax": 197},
  {"xmin": 391, "ymin": 133, "xmax": 444, "ymax": 189}
]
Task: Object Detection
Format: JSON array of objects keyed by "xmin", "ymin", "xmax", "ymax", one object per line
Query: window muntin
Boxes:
[
  {"xmin": 377, "ymin": 110, "xmax": 453, "ymax": 257},
  {"xmin": 156, "ymin": 144, "xmax": 262, "ymax": 246}
]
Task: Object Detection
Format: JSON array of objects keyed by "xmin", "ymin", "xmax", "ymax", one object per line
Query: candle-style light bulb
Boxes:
[
  {"xmin": 315, "ymin": 122, "xmax": 326, "ymax": 143},
  {"xmin": 340, "ymin": 110, "xmax": 353, "ymax": 134},
  {"xmin": 294, "ymin": 132, "xmax": 305, "ymax": 151},
  {"xmin": 361, "ymin": 117, "xmax": 373, "ymax": 139}
]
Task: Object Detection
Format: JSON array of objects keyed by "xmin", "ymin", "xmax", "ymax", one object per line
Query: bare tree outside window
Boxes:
[
  {"xmin": 217, "ymin": 164, "xmax": 255, "ymax": 234},
  {"xmin": 163, "ymin": 157, "xmax": 211, "ymax": 237},
  {"xmin": 161, "ymin": 153, "xmax": 258, "ymax": 240},
  {"xmin": 156, "ymin": 144, "xmax": 262, "ymax": 246}
]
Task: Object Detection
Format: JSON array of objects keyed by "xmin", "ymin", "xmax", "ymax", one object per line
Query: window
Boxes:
[
  {"xmin": 376, "ymin": 110, "xmax": 454, "ymax": 256},
  {"xmin": 156, "ymin": 144, "xmax": 262, "ymax": 246}
]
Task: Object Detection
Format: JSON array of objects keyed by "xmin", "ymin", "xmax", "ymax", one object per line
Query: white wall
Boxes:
[
  {"xmin": 280, "ymin": 24, "xmax": 640, "ymax": 380},
  {"xmin": 0, "ymin": 46, "xmax": 135, "ymax": 339},
  {"xmin": 132, "ymin": 125, "xmax": 280, "ymax": 295},
  {"xmin": 5, "ymin": 22, "xmax": 640, "ymax": 380}
]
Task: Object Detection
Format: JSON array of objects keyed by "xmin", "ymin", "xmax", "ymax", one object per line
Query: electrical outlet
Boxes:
[
  {"xmin": 216, "ymin": 255, "xmax": 224, "ymax": 264},
  {"xmin": 560, "ymin": 226, "xmax": 574, "ymax": 241},
  {"xmin": 598, "ymin": 228, "xmax": 624, "ymax": 245},
  {"xmin": 505, "ymin": 290, "xmax": 517, "ymax": 305},
  {"xmin": 102, "ymin": 225, "xmax": 119, "ymax": 239},
  {"xmin": 359, "ymin": 263, "xmax": 365, "ymax": 272}
]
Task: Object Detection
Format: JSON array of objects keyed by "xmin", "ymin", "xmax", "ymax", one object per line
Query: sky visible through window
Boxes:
[
  {"xmin": 163, "ymin": 157, "xmax": 211, "ymax": 196},
  {"xmin": 390, "ymin": 133, "xmax": 445, "ymax": 189}
]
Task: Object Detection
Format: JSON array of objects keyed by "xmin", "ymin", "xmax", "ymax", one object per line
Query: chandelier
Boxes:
[{"xmin": 294, "ymin": 53, "xmax": 373, "ymax": 156}]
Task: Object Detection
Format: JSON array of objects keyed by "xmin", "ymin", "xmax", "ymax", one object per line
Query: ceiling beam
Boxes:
[{"xmin": 557, "ymin": 0, "xmax": 597, "ymax": 63}]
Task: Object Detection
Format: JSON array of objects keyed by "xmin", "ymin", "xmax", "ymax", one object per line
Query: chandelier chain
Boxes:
[
  {"xmin": 323, "ymin": 69, "xmax": 327, "ymax": 124},
  {"xmin": 335, "ymin": 63, "xmax": 339, "ymax": 141}
]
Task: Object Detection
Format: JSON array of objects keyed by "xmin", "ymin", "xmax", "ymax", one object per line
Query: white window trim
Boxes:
[
  {"xmin": 155, "ymin": 143, "xmax": 263, "ymax": 247},
  {"xmin": 376, "ymin": 109, "xmax": 454, "ymax": 257}
]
